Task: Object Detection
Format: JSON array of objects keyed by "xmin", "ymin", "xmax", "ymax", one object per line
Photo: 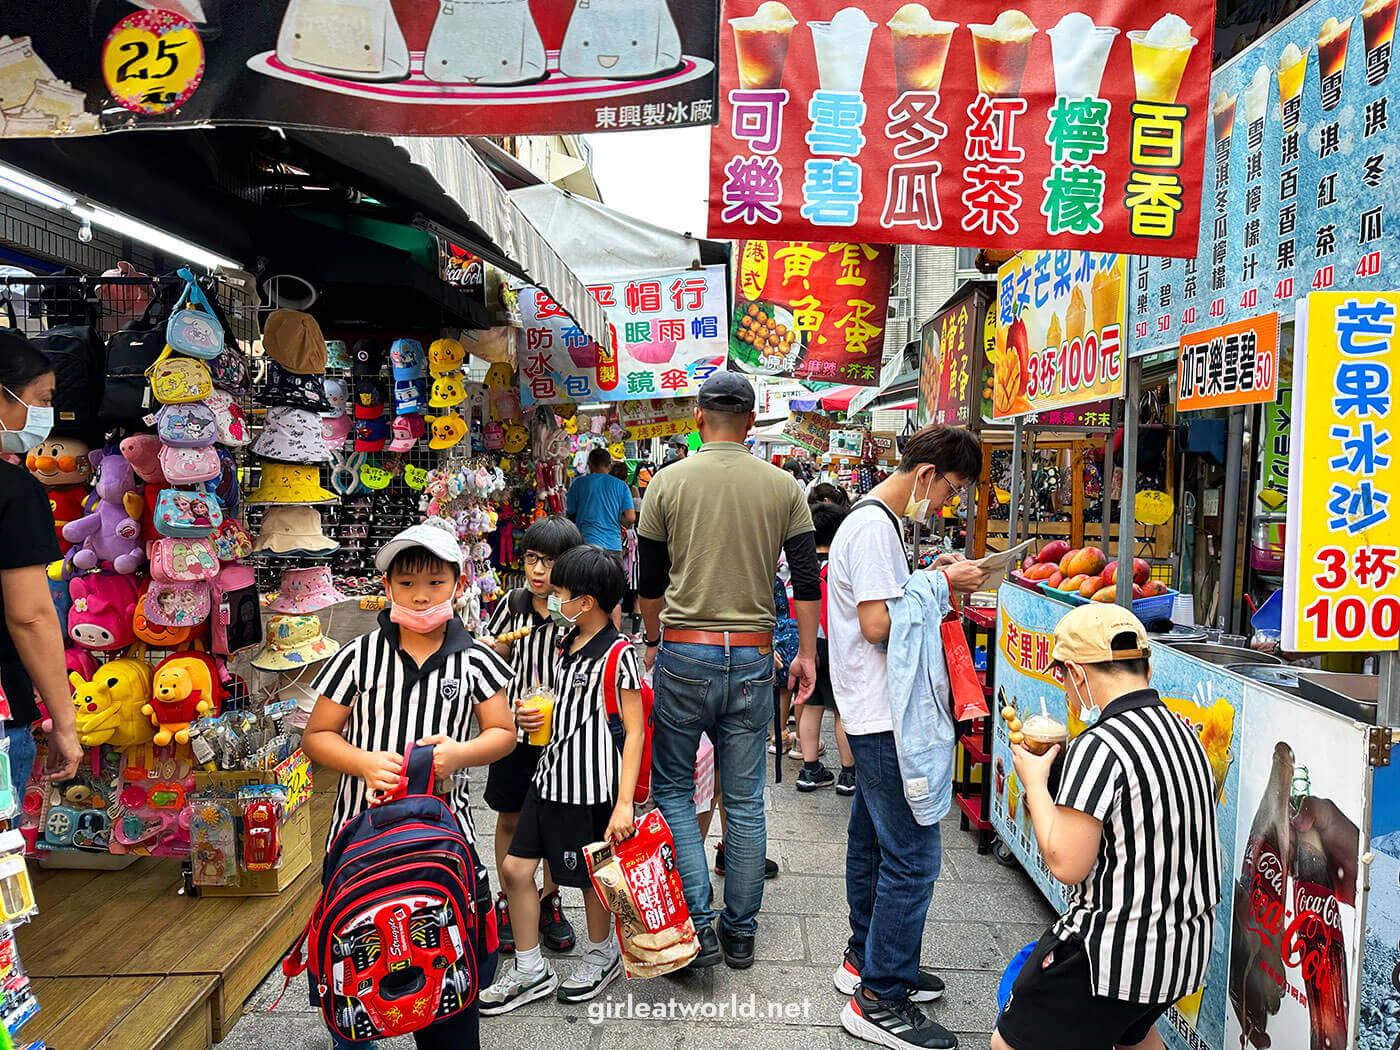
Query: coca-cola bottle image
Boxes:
[
  {"xmin": 1229, "ymin": 741, "xmax": 1293, "ymax": 1047},
  {"xmin": 1290, "ymin": 821, "xmax": 1349, "ymax": 1050}
]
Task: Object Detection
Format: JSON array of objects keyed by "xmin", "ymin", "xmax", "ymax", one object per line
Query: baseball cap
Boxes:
[
  {"xmin": 375, "ymin": 522, "xmax": 465, "ymax": 573},
  {"xmin": 667, "ymin": 435, "xmax": 688, "ymax": 448},
  {"xmin": 697, "ymin": 371, "xmax": 755, "ymax": 413},
  {"xmin": 1051, "ymin": 604, "xmax": 1151, "ymax": 666}
]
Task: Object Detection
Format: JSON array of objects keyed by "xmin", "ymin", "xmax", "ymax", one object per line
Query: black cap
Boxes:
[
  {"xmin": 352, "ymin": 338, "xmax": 386, "ymax": 377},
  {"xmin": 697, "ymin": 371, "xmax": 756, "ymax": 413}
]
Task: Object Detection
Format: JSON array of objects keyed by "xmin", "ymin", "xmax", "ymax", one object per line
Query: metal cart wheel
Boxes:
[{"xmin": 991, "ymin": 837, "xmax": 1019, "ymax": 868}]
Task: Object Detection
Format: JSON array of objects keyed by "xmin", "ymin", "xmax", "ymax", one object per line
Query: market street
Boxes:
[{"xmin": 235, "ymin": 714, "xmax": 1054, "ymax": 1048}]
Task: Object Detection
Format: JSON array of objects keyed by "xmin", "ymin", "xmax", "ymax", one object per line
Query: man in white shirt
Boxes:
[{"xmin": 826, "ymin": 425, "xmax": 987, "ymax": 1050}]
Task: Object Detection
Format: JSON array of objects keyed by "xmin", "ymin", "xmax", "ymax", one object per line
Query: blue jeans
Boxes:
[
  {"xmin": 649, "ymin": 640, "xmax": 773, "ymax": 936},
  {"xmin": 5, "ymin": 726, "xmax": 34, "ymax": 803},
  {"xmin": 845, "ymin": 731, "xmax": 943, "ymax": 1001}
]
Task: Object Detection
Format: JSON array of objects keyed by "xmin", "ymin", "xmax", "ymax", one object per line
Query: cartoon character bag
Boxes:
[
  {"xmin": 159, "ymin": 445, "xmax": 221, "ymax": 484},
  {"xmin": 156, "ymin": 402, "xmax": 218, "ymax": 448},
  {"xmin": 154, "ymin": 489, "xmax": 224, "ymax": 538},
  {"xmin": 165, "ymin": 269, "xmax": 225, "ymax": 359},
  {"xmin": 145, "ymin": 579, "xmax": 212, "ymax": 628},
  {"xmin": 147, "ymin": 350, "xmax": 212, "ymax": 404},
  {"xmin": 149, "ymin": 536, "xmax": 221, "ymax": 583},
  {"xmin": 211, "ymin": 517, "xmax": 254, "ymax": 562}
]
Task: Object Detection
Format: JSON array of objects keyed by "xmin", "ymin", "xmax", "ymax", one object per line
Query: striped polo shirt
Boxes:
[
  {"xmin": 311, "ymin": 610, "xmax": 512, "ymax": 845},
  {"xmin": 1053, "ymin": 688, "xmax": 1222, "ymax": 1004},
  {"xmin": 485, "ymin": 588, "xmax": 564, "ymax": 740}
]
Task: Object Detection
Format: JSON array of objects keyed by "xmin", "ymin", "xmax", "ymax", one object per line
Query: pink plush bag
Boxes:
[
  {"xmin": 149, "ymin": 536, "xmax": 221, "ymax": 582},
  {"xmin": 158, "ymin": 445, "xmax": 220, "ymax": 484}
]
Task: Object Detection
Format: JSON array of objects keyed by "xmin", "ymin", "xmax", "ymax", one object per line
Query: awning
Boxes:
[
  {"xmin": 886, "ymin": 398, "xmax": 917, "ymax": 412},
  {"xmin": 850, "ymin": 367, "xmax": 919, "ymax": 414},
  {"xmin": 792, "ymin": 384, "xmax": 862, "ymax": 412}
]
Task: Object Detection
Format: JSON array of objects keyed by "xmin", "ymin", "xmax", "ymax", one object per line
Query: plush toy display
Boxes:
[
  {"xmin": 118, "ymin": 434, "xmax": 167, "ymax": 486},
  {"xmin": 70, "ymin": 659, "xmax": 157, "ymax": 750},
  {"xmin": 68, "ymin": 572, "xmax": 142, "ymax": 651},
  {"xmin": 28, "ymin": 437, "xmax": 95, "ymax": 550},
  {"xmin": 62, "ymin": 450, "xmax": 145, "ymax": 575},
  {"xmin": 144, "ymin": 652, "xmax": 224, "ymax": 746}
]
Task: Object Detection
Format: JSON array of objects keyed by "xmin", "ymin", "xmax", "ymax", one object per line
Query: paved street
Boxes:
[{"xmin": 230, "ymin": 699, "xmax": 1055, "ymax": 1049}]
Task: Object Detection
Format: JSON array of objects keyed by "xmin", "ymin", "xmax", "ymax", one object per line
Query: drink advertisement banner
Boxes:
[
  {"xmin": 920, "ymin": 283, "xmax": 989, "ymax": 427},
  {"xmin": 1176, "ymin": 313, "xmax": 1281, "ymax": 412},
  {"xmin": 1361, "ymin": 759, "xmax": 1399, "ymax": 1050},
  {"xmin": 729, "ymin": 240, "xmax": 893, "ymax": 385},
  {"xmin": 782, "ymin": 409, "xmax": 837, "ymax": 452},
  {"xmin": 2, "ymin": 0, "xmax": 719, "ymax": 137},
  {"xmin": 519, "ymin": 266, "xmax": 727, "ymax": 406},
  {"xmin": 1226, "ymin": 686, "xmax": 1367, "ymax": 1050},
  {"xmin": 1283, "ymin": 291, "xmax": 1400, "ymax": 652},
  {"xmin": 991, "ymin": 584, "xmax": 1245, "ymax": 1050},
  {"xmin": 1133, "ymin": 0, "xmax": 1400, "ymax": 353},
  {"xmin": 707, "ymin": 0, "xmax": 1214, "ymax": 254},
  {"xmin": 991, "ymin": 251, "xmax": 1126, "ymax": 419}
]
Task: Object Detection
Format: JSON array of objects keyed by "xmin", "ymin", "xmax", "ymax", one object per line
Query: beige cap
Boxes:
[
  {"xmin": 1051, "ymin": 603, "xmax": 1150, "ymax": 665},
  {"xmin": 263, "ymin": 309, "xmax": 328, "ymax": 374}
]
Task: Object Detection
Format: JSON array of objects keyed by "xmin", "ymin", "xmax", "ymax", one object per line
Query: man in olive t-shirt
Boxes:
[{"xmin": 638, "ymin": 371, "xmax": 819, "ymax": 970}]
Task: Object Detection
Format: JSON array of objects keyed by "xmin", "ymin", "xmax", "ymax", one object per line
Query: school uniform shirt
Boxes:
[
  {"xmin": 533, "ymin": 624, "xmax": 642, "ymax": 806},
  {"xmin": 1052, "ymin": 688, "xmax": 1221, "ymax": 1005},
  {"xmin": 312, "ymin": 610, "xmax": 513, "ymax": 846},
  {"xmin": 485, "ymin": 588, "xmax": 564, "ymax": 740}
]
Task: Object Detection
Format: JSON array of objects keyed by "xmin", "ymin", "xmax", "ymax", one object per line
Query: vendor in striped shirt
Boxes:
[
  {"xmin": 995, "ymin": 603, "xmax": 1221, "ymax": 1050},
  {"xmin": 482, "ymin": 515, "xmax": 584, "ymax": 956}
]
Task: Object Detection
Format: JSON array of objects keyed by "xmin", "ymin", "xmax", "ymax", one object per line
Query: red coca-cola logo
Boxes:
[
  {"xmin": 1285, "ymin": 881, "xmax": 1345, "ymax": 988},
  {"xmin": 1294, "ymin": 883, "xmax": 1342, "ymax": 929},
  {"xmin": 1256, "ymin": 847, "xmax": 1286, "ymax": 896}
]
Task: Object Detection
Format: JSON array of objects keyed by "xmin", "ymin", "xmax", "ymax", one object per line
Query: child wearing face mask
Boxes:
[
  {"xmin": 302, "ymin": 523, "xmax": 518, "ymax": 1050},
  {"xmin": 481, "ymin": 545, "xmax": 645, "ymax": 1015}
]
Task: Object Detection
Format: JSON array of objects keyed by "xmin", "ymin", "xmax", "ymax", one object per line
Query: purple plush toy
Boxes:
[{"xmin": 62, "ymin": 449, "xmax": 146, "ymax": 574}]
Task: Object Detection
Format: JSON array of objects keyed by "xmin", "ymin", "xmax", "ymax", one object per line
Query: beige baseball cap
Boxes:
[{"xmin": 1051, "ymin": 603, "xmax": 1151, "ymax": 665}]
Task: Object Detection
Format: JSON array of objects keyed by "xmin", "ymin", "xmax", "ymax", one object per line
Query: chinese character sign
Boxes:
[
  {"xmin": 783, "ymin": 410, "xmax": 838, "ymax": 452},
  {"xmin": 1176, "ymin": 314, "xmax": 1280, "ymax": 411},
  {"xmin": 917, "ymin": 315, "xmax": 942, "ymax": 427},
  {"xmin": 0, "ymin": 0, "xmax": 721, "ymax": 137},
  {"xmin": 729, "ymin": 240, "xmax": 893, "ymax": 384},
  {"xmin": 519, "ymin": 266, "xmax": 727, "ymax": 405},
  {"xmin": 1134, "ymin": 0, "xmax": 1400, "ymax": 353},
  {"xmin": 618, "ymin": 399, "xmax": 699, "ymax": 439},
  {"xmin": 708, "ymin": 0, "xmax": 1214, "ymax": 254},
  {"xmin": 1284, "ymin": 291, "xmax": 1400, "ymax": 652},
  {"xmin": 922, "ymin": 284, "xmax": 990, "ymax": 426},
  {"xmin": 992, "ymin": 251, "xmax": 1126, "ymax": 419}
]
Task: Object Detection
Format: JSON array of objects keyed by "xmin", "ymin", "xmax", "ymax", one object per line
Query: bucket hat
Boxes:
[
  {"xmin": 323, "ymin": 378, "xmax": 347, "ymax": 418},
  {"xmin": 258, "ymin": 361, "xmax": 332, "ymax": 413},
  {"xmin": 253, "ymin": 505, "xmax": 339, "ymax": 556},
  {"xmin": 245, "ymin": 461, "xmax": 337, "ymax": 504},
  {"xmin": 429, "ymin": 373, "xmax": 467, "ymax": 408},
  {"xmin": 251, "ymin": 405, "xmax": 332, "ymax": 464},
  {"xmin": 390, "ymin": 338, "xmax": 427, "ymax": 380},
  {"xmin": 269, "ymin": 565, "xmax": 351, "ymax": 613},
  {"xmin": 250, "ymin": 614, "xmax": 341, "ymax": 671},
  {"xmin": 355, "ymin": 415, "xmax": 390, "ymax": 452},
  {"xmin": 263, "ymin": 310, "xmax": 328, "ymax": 374},
  {"xmin": 326, "ymin": 340, "xmax": 352, "ymax": 370},
  {"xmin": 428, "ymin": 337, "xmax": 465, "ymax": 374},
  {"xmin": 386, "ymin": 414, "xmax": 425, "ymax": 453},
  {"xmin": 322, "ymin": 414, "xmax": 353, "ymax": 450},
  {"xmin": 426, "ymin": 412, "xmax": 468, "ymax": 450},
  {"xmin": 352, "ymin": 338, "xmax": 387, "ymax": 377}
]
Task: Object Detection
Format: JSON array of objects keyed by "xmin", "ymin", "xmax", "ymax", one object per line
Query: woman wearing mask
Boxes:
[{"xmin": 0, "ymin": 333, "xmax": 83, "ymax": 792}]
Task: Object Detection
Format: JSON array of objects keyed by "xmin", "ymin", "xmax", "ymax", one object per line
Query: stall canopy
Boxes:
[{"xmin": 788, "ymin": 384, "xmax": 864, "ymax": 414}]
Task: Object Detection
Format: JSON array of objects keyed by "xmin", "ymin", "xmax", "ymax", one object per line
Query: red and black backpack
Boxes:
[{"xmin": 280, "ymin": 745, "xmax": 495, "ymax": 1041}]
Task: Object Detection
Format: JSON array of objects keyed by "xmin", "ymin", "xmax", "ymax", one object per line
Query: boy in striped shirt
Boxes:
[
  {"xmin": 481, "ymin": 546, "xmax": 646, "ymax": 1013},
  {"xmin": 482, "ymin": 515, "xmax": 584, "ymax": 955},
  {"xmin": 995, "ymin": 604, "xmax": 1221, "ymax": 1050}
]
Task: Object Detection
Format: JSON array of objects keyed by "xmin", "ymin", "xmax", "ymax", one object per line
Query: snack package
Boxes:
[{"xmin": 585, "ymin": 809, "xmax": 698, "ymax": 978}]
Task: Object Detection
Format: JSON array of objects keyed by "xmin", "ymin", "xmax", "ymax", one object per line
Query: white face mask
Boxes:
[
  {"xmin": 1067, "ymin": 665, "xmax": 1102, "ymax": 726},
  {"xmin": 0, "ymin": 386, "xmax": 53, "ymax": 454}
]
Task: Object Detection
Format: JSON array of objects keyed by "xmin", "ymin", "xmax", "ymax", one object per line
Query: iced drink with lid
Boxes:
[
  {"xmin": 1046, "ymin": 12, "xmax": 1118, "ymax": 99},
  {"xmin": 1020, "ymin": 713, "xmax": 1069, "ymax": 755},
  {"xmin": 1316, "ymin": 16, "xmax": 1353, "ymax": 109},
  {"xmin": 970, "ymin": 10, "xmax": 1038, "ymax": 97},
  {"xmin": 1363, "ymin": 0, "xmax": 1398, "ymax": 85},
  {"xmin": 809, "ymin": 7, "xmax": 877, "ymax": 92},
  {"xmin": 1128, "ymin": 13, "xmax": 1198, "ymax": 104},
  {"xmin": 888, "ymin": 4, "xmax": 957, "ymax": 95},
  {"xmin": 730, "ymin": 1, "xmax": 798, "ymax": 90}
]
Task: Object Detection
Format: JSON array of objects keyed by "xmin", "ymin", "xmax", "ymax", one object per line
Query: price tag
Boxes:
[{"xmin": 102, "ymin": 9, "xmax": 205, "ymax": 115}]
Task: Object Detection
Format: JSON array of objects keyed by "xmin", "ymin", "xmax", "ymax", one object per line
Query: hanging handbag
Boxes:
[
  {"xmin": 154, "ymin": 489, "xmax": 224, "ymax": 538},
  {"xmin": 940, "ymin": 579, "xmax": 990, "ymax": 721},
  {"xmin": 101, "ymin": 281, "xmax": 181, "ymax": 422},
  {"xmin": 149, "ymin": 536, "xmax": 221, "ymax": 583},
  {"xmin": 211, "ymin": 564, "xmax": 260, "ymax": 656},
  {"xmin": 165, "ymin": 269, "xmax": 225, "ymax": 360},
  {"xmin": 147, "ymin": 348, "xmax": 213, "ymax": 404}
]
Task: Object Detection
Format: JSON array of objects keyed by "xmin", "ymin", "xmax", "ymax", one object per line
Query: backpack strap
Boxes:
[{"xmin": 602, "ymin": 637, "xmax": 631, "ymax": 718}]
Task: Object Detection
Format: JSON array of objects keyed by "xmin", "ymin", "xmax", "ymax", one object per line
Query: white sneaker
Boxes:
[
  {"xmin": 557, "ymin": 950, "xmax": 623, "ymax": 1002},
  {"xmin": 479, "ymin": 961, "xmax": 559, "ymax": 1015}
]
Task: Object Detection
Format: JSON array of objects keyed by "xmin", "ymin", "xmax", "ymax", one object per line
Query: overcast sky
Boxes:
[{"xmin": 586, "ymin": 126, "xmax": 712, "ymax": 236}]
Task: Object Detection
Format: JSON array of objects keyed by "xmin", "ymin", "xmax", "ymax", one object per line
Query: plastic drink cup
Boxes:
[
  {"xmin": 1046, "ymin": 18, "xmax": 1118, "ymax": 98},
  {"xmin": 809, "ymin": 11, "xmax": 877, "ymax": 92},
  {"xmin": 1090, "ymin": 266, "xmax": 1123, "ymax": 334},
  {"xmin": 889, "ymin": 16, "xmax": 957, "ymax": 94},
  {"xmin": 523, "ymin": 690, "xmax": 556, "ymax": 746},
  {"xmin": 1316, "ymin": 17, "xmax": 1353, "ymax": 109},
  {"xmin": 1363, "ymin": 0, "xmax": 1398, "ymax": 85},
  {"xmin": 730, "ymin": 5, "xmax": 797, "ymax": 90},
  {"xmin": 1277, "ymin": 45, "xmax": 1309, "ymax": 131},
  {"xmin": 1127, "ymin": 30, "xmax": 1197, "ymax": 103},
  {"xmin": 970, "ymin": 23, "xmax": 1036, "ymax": 96},
  {"xmin": 1007, "ymin": 771, "xmax": 1021, "ymax": 820},
  {"xmin": 1212, "ymin": 92, "xmax": 1237, "ymax": 151},
  {"xmin": 1020, "ymin": 714, "xmax": 1069, "ymax": 755}
]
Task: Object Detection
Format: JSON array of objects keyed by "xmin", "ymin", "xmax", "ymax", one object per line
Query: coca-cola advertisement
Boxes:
[{"xmin": 1227, "ymin": 688, "xmax": 1368, "ymax": 1050}]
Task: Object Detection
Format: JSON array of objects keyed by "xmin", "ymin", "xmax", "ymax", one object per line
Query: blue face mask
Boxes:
[
  {"xmin": 546, "ymin": 592, "xmax": 583, "ymax": 628},
  {"xmin": 0, "ymin": 386, "xmax": 53, "ymax": 454}
]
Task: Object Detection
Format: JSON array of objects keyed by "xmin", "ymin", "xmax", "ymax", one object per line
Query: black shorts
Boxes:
[
  {"xmin": 507, "ymin": 786, "xmax": 613, "ymax": 890},
  {"xmin": 484, "ymin": 742, "xmax": 543, "ymax": 814},
  {"xmin": 996, "ymin": 932, "xmax": 1172, "ymax": 1050},
  {"xmin": 806, "ymin": 638, "xmax": 835, "ymax": 709}
]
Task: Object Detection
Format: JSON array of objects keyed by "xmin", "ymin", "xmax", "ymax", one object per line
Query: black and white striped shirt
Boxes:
[
  {"xmin": 1053, "ymin": 688, "xmax": 1222, "ymax": 1004},
  {"xmin": 485, "ymin": 589, "xmax": 564, "ymax": 740},
  {"xmin": 533, "ymin": 624, "xmax": 642, "ymax": 806},
  {"xmin": 312, "ymin": 610, "xmax": 512, "ymax": 846}
]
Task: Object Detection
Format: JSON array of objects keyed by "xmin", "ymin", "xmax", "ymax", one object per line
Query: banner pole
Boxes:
[
  {"xmin": 1115, "ymin": 358, "xmax": 1141, "ymax": 608},
  {"xmin": 1009, "ymin": 418, "xmax": 1024, "ymax": 548}
]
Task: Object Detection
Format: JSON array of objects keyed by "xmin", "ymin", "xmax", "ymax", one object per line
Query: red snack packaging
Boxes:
[{"xmin": 585, "ymin": 809, "xmax": 698, "ymax": 978}]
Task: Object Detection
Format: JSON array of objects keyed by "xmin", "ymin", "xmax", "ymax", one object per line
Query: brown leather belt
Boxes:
[{"xmin": 662, "ymin": 628, "xmax": 773, "ymax": 647}]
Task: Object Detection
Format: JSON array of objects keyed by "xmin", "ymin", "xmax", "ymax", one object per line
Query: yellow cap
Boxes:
[{"xmin": 1051, "ymin": 603, "xmax": 1151, "ymax": 665}]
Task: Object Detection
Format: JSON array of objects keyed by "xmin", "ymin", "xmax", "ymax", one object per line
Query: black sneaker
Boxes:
[
  {"xmin": 718, "ymin": 925, "xmax": 755, "ymax": 969},
  {"xmin": 539, "ymin": 890, "xmax": 576, "ymax": 952},
  {"xmin": 714, "ymin": 841, "xmax": 779, "ymax": 879},
  {"xmin": 797, "ymin": 765, "xmax": 835, "ymax": 792},
  {"xmin": 495, "ymin": 892, "xmax": 514, "ymax": 953},
  {"xmin": 692, "ymin": 924, "xmax": 722, "ymax": 968},
  {"xmin": 841, "ymin": 986, "xmax": 958, "ymax": 1049},
  {"xmin": 837, "ymin": 769, "xmax": 857, "ymax": 796},
  {"xmin": 834, "ymin": 946, "xmax": 945, "ymax": 1002}
]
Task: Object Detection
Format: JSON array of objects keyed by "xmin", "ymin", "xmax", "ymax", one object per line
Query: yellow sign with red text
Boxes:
[{"xmin": 1000, "ymin": 613, "xmax": 1060, "ymax": 690}]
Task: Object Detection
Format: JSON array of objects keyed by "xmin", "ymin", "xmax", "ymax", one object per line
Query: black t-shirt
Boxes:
[{"xmin": 0, "ymin": 460, "xmax": 62, "ymax": 726}]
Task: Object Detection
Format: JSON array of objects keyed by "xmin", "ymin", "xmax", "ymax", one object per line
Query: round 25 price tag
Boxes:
[{"xmin": 102, "ymin": 10, "xmax": 205, "ymax": 115}]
